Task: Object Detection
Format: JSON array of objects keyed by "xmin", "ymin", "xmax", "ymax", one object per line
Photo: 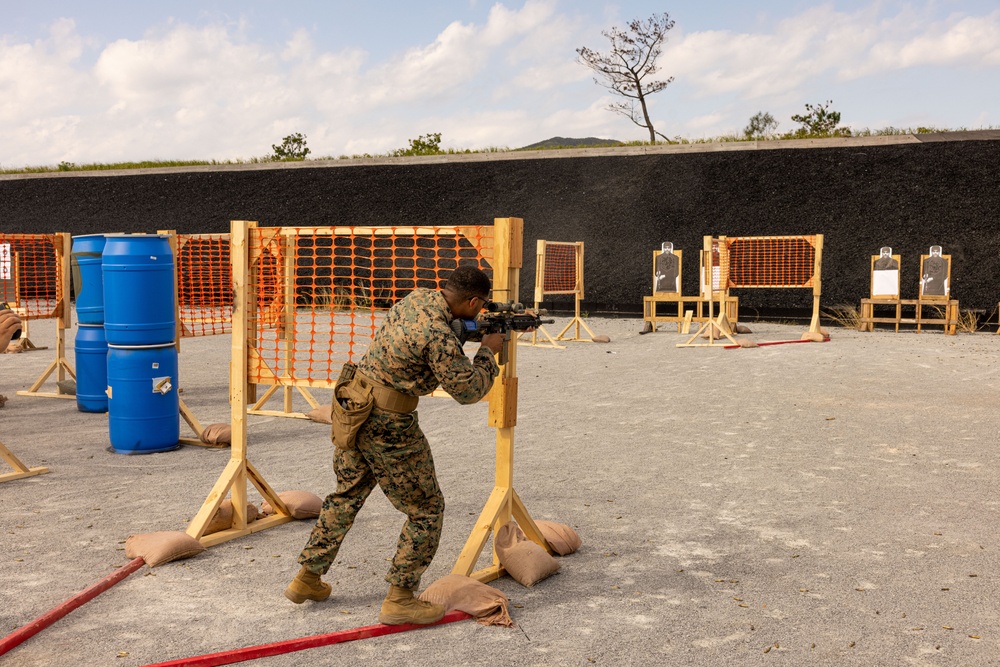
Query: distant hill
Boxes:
[{"xmin": 519, "ymin": 136, "xmax": 624, "ymax": 150}]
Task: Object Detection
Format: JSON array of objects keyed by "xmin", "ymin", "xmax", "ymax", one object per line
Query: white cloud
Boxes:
[
  {"xmin": 1, "ymin": 2, "xmax": 998, "ymax": 168},
  {"xmin": 844, "ymin": 11, "xmax": 1000, "ymax": 78}
]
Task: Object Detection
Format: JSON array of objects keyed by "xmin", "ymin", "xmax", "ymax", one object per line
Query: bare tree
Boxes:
[{"xmin": 576, "ymin": 13, "xmax": 676, "ymax": 143}]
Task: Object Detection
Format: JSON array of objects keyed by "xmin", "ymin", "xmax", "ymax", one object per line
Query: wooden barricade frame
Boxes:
[
  {"xmin": 189, "ymin": 219, "xmax": 553, "ymax": 576},
  {"xmin": 680, "ymin": 234, "xmax": 825, "ymax": 347},
  {"xmin": 12, "ymin": 233, "xmax": 75, "ymax": 398},
  {"xmin": 0, "ymin": 440, "xmax": 49, "ymax": 484},
  {"xmin": 533, "ymin": 240, "xmax": 596, "ymax": 343}
]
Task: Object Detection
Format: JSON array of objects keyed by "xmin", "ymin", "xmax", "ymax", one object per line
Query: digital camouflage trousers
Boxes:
[{"xmin": 297, "ymin": 409, "xmax": 444, "ymax": 591}]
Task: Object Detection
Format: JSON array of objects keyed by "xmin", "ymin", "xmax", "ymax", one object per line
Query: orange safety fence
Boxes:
[
  {"xmin": 724, "ymin": 236, "xmax": 818, "ymax": 289},
  {"xmin": 541, "ymin": 242, "xmax": 579, "ymax": 294},
  {"xmin": 175, "ymin": 233, "xmax": 232, "ymax": 337},
  {"xmin": 247, "ymin": 226, "xmax": 492, "ymax": 388},
  {"xmin": 0, "ymin": 233, "xmax": 66, "ymax": 320}
]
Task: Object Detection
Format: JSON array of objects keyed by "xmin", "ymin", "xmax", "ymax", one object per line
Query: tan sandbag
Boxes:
[
  {"xmin": 591, "ymin": 335, "xmax": 611, "ymax": 343},
  {"xmin": 801, "ymin": 331, "xmax": 827, "ymax": 342},
  {"xmin": 738, "ymin": 339, "xmax": 758, "ymax": 348},
  {"xmin": 200, "ymin": 423, "xmax": 232, "ymax": 445},
  {"xmin": 733, "ymin": 323, "xmax": 753, "ymax": 334},
  {"xmin": 535, "ymin": 520, "xmax": 581, "ymax": 556},
  {"xmin": 125, "ymin": 531, "xmax": 205, "ymax": 567},
  {"xmin": 495, "ymin": 522, "xmax": 560, "ymax": 588},
  {"xmin": 204, "ymin": 500, "xmax": 259, "ymax": 535},
  {"xmin": 260, "ymin": 490, "xmax": 323, "ymax": 519},
  {"xmin": 418, "ymin": 574, "xmax": 513, "ymax": 627},
  {"xmin": 306, "ymin": 404, "xmax": 333, "ymax": 424}
]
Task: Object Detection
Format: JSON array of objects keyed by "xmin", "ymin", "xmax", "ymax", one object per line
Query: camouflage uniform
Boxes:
[{"xmin": 298, "ymin": 288, "xmax": 498, "ymax": 590}]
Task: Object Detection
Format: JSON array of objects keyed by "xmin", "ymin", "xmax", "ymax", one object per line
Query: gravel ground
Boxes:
[{"xmin": 2, "ymin": 316, "xmax": 999, "ymax": 666}]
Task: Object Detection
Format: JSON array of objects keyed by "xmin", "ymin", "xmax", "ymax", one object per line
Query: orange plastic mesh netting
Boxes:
[
  {"xmin": 0, "ymin": 233, "xmax": 64, "ymax": 320},
  {"xmin": 246, "ymin": 226, "xmax": 491, "ymax": 387},
  {"xmin": 725, "ymin": 236, "xmax": 817, "ymax": 289},
  {"xmin": 176, "ymin": 233, "xmax": 232, "ymax": 337},
  {"xmin": 541, "ymin": 242, "xmax": 578, "ymax": 294}
]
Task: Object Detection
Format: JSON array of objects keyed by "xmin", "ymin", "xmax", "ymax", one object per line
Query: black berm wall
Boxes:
[{"xmin": 2, "ymin": 136, "xmax": 998, "ymax": 318}]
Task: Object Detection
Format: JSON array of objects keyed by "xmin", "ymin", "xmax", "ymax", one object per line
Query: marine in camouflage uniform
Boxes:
[{"xmin": 297, "ymin": 278, "xmax": 500, "ymax": 591}]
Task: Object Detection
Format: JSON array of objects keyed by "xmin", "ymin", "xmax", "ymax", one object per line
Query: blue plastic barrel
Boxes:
[
  {"xmin": 107, "ymin": 343, "xmax": 180, "ymax": 454},
  {"xmin": 71, "ymin": 234, "xmax": 107, "ymax": 325},
  {"xmin": 74, "ymin": 324, "xmax": 108, "ymax": 413},
  {"xmin": 102, "ymin": 234, "xmax": 175, "ymax": 345}
]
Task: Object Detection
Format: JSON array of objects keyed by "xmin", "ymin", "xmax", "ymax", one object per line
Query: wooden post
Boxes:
[
  {"xmin": 453, "ymin": 217, "xmax": 553, "ymax": 583},
  {"xmin": 808, "ymin": 234, "xmax": 824, "ymax": 335},
  {"xmin": 186, "ymin": 221, "xmax": 292, "ymax": 546}
]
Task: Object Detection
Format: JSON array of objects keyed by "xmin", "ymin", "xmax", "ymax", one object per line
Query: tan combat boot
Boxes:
[
  {"xmin": 284, "ymin": 565, "xmax": 332, "ymax": 604},
  {"xmin": 378, "ymin": 584, "xmax": 446, "ymax": 625}
]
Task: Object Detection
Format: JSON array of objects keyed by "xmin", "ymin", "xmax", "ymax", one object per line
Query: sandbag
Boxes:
[
  {"xmin": 418, "ymin": 574, "xmax": 513, "ymax": 627},
  {"xmin": 535, "ymin": 520, "xmax": 582, "ymax": 556},
  {"xmin": 495, "ymin": 522, "xmax": 560, "ymax": 588},
  {"xmin": 204, "ymin": 500, "xmax": 259, "ymax": 535},
  {"xmin": 260, "ymin": 490, "xmax": 323, "ymax": 519},
  {"xmin": 306, "ymin": 404, "xmax": 333, "ymax": 424},
  {"xmin": 199, "ymin": 423, "xmax": 232, "ymax": 445},
  {"xmin": 125, "ymin": 531, "xmax": 205, "ymax": 567}
]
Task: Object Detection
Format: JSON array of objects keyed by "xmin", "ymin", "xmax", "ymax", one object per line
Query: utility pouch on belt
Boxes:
[{"xmin": 330, "ymin": 362, "xmax": 374, "ymax": 451}]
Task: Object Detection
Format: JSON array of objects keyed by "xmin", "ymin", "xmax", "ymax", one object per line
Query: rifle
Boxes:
[{"xmin": 451, "ymin": 301, "xmax": 554, "ymax": 365}]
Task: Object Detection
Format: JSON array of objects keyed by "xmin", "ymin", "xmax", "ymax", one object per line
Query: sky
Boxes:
[{"xmin": 1, "ymin": 0, "xmax": 998, "ymax": 168}]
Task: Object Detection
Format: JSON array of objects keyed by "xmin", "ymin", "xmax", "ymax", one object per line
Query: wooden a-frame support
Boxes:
[
  {"xmin": 452, "ymin": 217, "xmax": 554, "ymax": 582},
  {"xmin": 0, "ymin": 440, "xmax": 49, "ymax": 483},
  {"xmin": 16, "ymin": 233, "xmax": 75, "ymax": 399}
]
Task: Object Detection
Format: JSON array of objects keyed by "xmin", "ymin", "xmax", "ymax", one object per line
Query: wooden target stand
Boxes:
[
  {"xmin": 0, "ymin": 440, "xmax": 49, "ymax": 483},
  {"xmin": 532, "ymin": 240, "xmax": 598, "ymax": 344},
  {"xmin": 13, "ymin": 234, "xmax": 76, "ymax": 399},
  {"xmin": 453, "ymin": 218, "xmax": 554, "ymax": 582}
]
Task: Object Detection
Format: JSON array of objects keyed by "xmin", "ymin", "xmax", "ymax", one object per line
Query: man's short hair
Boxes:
[{"xmin": 445, "ymin": 265, "xmax": 491, "ymax": 299}]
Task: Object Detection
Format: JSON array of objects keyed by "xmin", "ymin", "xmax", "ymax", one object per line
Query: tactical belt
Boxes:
[{"xmin": 354, "ymin": 371, "xmax": 419, "ymax": 414}]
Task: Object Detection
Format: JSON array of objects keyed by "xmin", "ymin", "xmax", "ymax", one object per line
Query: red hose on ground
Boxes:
[
  {"xmin": 724, "ymin": 338, "xmax": 831, "ymax": 349},
  {"xmin": 0, "ymin": 556, "xmax": 146, "ymax": 657},
  {"xmin": 141, "ymin": 610, "xmax": 473, "ymax": 667}
]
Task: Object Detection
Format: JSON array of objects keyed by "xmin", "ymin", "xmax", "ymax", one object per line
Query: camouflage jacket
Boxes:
[{"xmin": 359, "ymin": 289, "xmax": 499, "ymax": 404}]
